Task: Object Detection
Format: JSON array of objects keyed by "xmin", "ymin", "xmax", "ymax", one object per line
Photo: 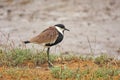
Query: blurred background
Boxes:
[{"xmin": 0, "ymin": 0, "xmax": 120, "ymax": 58}]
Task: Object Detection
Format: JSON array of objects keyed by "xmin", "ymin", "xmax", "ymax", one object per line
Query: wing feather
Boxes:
[{"xmin": 30, "ymin": 27, "xmax": 58, "ymax": 44}]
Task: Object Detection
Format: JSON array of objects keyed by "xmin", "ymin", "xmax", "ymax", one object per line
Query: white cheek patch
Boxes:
[{"xmin": 55, "ymin": 26, "xmax": 63, "ymax": 35}]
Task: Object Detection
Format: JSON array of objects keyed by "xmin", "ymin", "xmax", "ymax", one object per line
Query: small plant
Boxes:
[
  {"xmin": 94, "ymin": 54, "xmax": 113, "ymax": 66},
  {"xmin": 50, "ymin": 66, "xmax": 74, "ymax": 79},
  {"xmin": 63, "ymin": 54, "xmax": 78, "ymax": 61},
  {"xmin": 0, "ymin": 48, "xmax": 58, "ymax": 67},
  {"xmin": 0, "ymin": 49, "xmax": 10, "ymax": 66},
  {"xmin": 11, "ymin": 49, "xmax": 32, "ymax": 66},
  {"xmin": 93, "ymin": 67, "xmax": 120, "ymax": 79},
  {"xmin": 51, "ymin": 66, "xmax": 94, "ymax": 80},
  {"xmin": 32, "ymin": 51, "xmax": 48, "ymax": 66},
  {"xmin": 32, "ymin": 51, "xmax": 58, "ymax": 66},
  {"xmin": 79, "ymin": 55, "xmax": 94, "ymax": 61}
]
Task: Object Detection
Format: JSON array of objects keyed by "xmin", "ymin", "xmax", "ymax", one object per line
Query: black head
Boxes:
[
  {"xmin": 55, "ymin": 24, "xmax": 65, "ymax": 28},
  {"xmin": 54, "ymin": 24, "xmax": 69, "ymax": 31}
]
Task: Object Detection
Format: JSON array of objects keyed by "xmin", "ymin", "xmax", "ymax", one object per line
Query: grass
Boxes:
[
  {"xmin": 50, "ymin": 66, "xmax": 74, "ymax": 79},
  {"xmin": 0, "ymin": 67, "xmax": 41, "ymax": 80},
  {"xmin": 50, "ymin": 65, "xmax": 120, "ymax": 80},
  {"xmin": 94, "ymin": 54, "xmax": 114, "ymax": 66},
  {"xmin": 0, "ymin": 48, "xmax": 58, "ymax": 67},
  {"xmin": 0, "ymin": 48, "xmax": 119, "ymax": 80},
  {"xmin": 94, "ymin": 67, "xmax": 120, "ymax": 78}
]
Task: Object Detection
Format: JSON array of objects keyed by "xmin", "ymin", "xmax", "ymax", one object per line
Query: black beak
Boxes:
[{"xmin": 64, "ymin": 28, "xmax": 70, "ymax": 31}]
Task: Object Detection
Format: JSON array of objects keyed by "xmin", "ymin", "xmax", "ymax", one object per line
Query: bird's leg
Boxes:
[{"xmin": 47, "ymin": 48, "xmax": 53, "ymax": 68}]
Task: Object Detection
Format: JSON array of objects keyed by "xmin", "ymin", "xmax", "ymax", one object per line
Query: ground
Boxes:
[
  {"xmin": 0, "ymin": 58, "xmax": 120, "ymax": 80},
  {"xmin": 0, "ymin": 0, "xmax": 120, "ymax": 58}
]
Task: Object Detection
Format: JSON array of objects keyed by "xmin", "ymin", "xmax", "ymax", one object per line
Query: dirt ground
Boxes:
[
  {"xmin": 0, "ymin": 59, "xmax": 120, "ymax": 80},
  {"xmin": 0, "ymin": 0, "xmax": 120, "ymax": 58}
]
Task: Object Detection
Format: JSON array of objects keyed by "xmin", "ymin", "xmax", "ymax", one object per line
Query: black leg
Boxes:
[{"xmin": 47, "ymin": 48, "xmax": 53, "ymax": 68}]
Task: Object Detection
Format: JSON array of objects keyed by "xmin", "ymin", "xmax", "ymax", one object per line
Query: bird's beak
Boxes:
[{"xmin": 64, "ymin": 28, "xmax": 70, "ymax": 31}]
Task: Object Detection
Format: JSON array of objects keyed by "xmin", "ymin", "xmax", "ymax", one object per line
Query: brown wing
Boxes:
[{"xmin": 30, "ymin": 27, "xmax": 58, "ymax": 44}]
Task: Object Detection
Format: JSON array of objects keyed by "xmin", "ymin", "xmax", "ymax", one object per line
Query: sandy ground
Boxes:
[{"xmin": 0, "ymin": 0, "xmax": 120, "ymax": 58}]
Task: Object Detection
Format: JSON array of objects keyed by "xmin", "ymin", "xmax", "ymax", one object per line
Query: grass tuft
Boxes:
[
  {"xmin": 0, "ymin": 48, "xmax": 58, "ymax": 67},
  {"xmin": 50, "ymin": 66, "xmax": 74, "ymax": 79},
  {"xmin": 94, "ymin": 54, "xmax": 114, "ymax": 66}
]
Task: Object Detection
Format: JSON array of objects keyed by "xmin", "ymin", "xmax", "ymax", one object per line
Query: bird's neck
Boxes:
[{"xmin": 55, "ymin": 26, "xmax": 63, "ymax": 35}]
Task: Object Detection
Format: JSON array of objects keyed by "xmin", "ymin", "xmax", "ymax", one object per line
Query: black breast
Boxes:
[{"xmin": 45, "ymin": 32, "xmax": 63, "ymax": 46}]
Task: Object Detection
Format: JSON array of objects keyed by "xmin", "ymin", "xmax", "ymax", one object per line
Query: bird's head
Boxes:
[{"xmin": 55, "ymin": 24, "xmax": 69, "ymax": 34}]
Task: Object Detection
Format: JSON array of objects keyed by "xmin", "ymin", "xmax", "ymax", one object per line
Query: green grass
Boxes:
[
  {"xmin": 94, "ymin": 67, "xmax": 120, "ymax": 78},
  {"xmin": 50, "ymin": 66, "xmax": 120, "ymax": 80},
  {"xmin": 94, "ymin": 54, "xmax": 114, "ymax": 67},
  {"xmin": 50, "ymin": 66, "xmax": 74, "ymax": 79},
  {"xmin": 0, "ymin": 48, "xmax": 32, "ymax": 66},
  {"xmin": 0, "ymin": 48, "xmax": 58, "ymax": 67},
  {"xmin": 32, "ymin": 51, "xmax": 58, "ymax": 66}
]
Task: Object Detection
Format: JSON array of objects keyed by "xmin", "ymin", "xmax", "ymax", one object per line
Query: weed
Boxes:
[
  {"xmin": 32, "ymin": 51, "xmax": 58, "ymax": 66},
  {"xmin": 32, "ymin": 51, "xmax": 48, "ymax": 66},
  {"xmin": 0, "ymin": 48, "xmax": 58, "ymax": 67},
  {"xmin": 94, "ymin": 54, "xmax": 113, "ymax": 66},
  {"xmin": 63, "ymin": 54, "xmax": 78, "ymax": 61},
  {"xmin": 11, "ymin": 49, "xmax": 32, "ymax": 66},
  {"xmin": 79, "ymin": 55, "xmax": 94, "ymax": 61},
  {"xmin": 93, "ymin": 67, "xmax": 120, "ymax": 79},
  {"xmin": 50, "ymin": 66, "xmax": 74, "ymax": 79}
]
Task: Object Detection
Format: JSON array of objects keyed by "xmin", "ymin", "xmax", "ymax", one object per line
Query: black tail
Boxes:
[{"xmin": 24, "ymin": 41, "xmax": 30, "ymax": 44}]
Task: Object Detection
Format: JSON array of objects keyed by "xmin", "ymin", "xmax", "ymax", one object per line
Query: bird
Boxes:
[{"xmin": 24, "ymin": 24, "xmax": 69, "ymax": 67}]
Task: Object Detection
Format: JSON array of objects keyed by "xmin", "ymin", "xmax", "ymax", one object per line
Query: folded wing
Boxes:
[{"xmin": 30, "ymin": 27, "xmax": 58, "ymax": 44}]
